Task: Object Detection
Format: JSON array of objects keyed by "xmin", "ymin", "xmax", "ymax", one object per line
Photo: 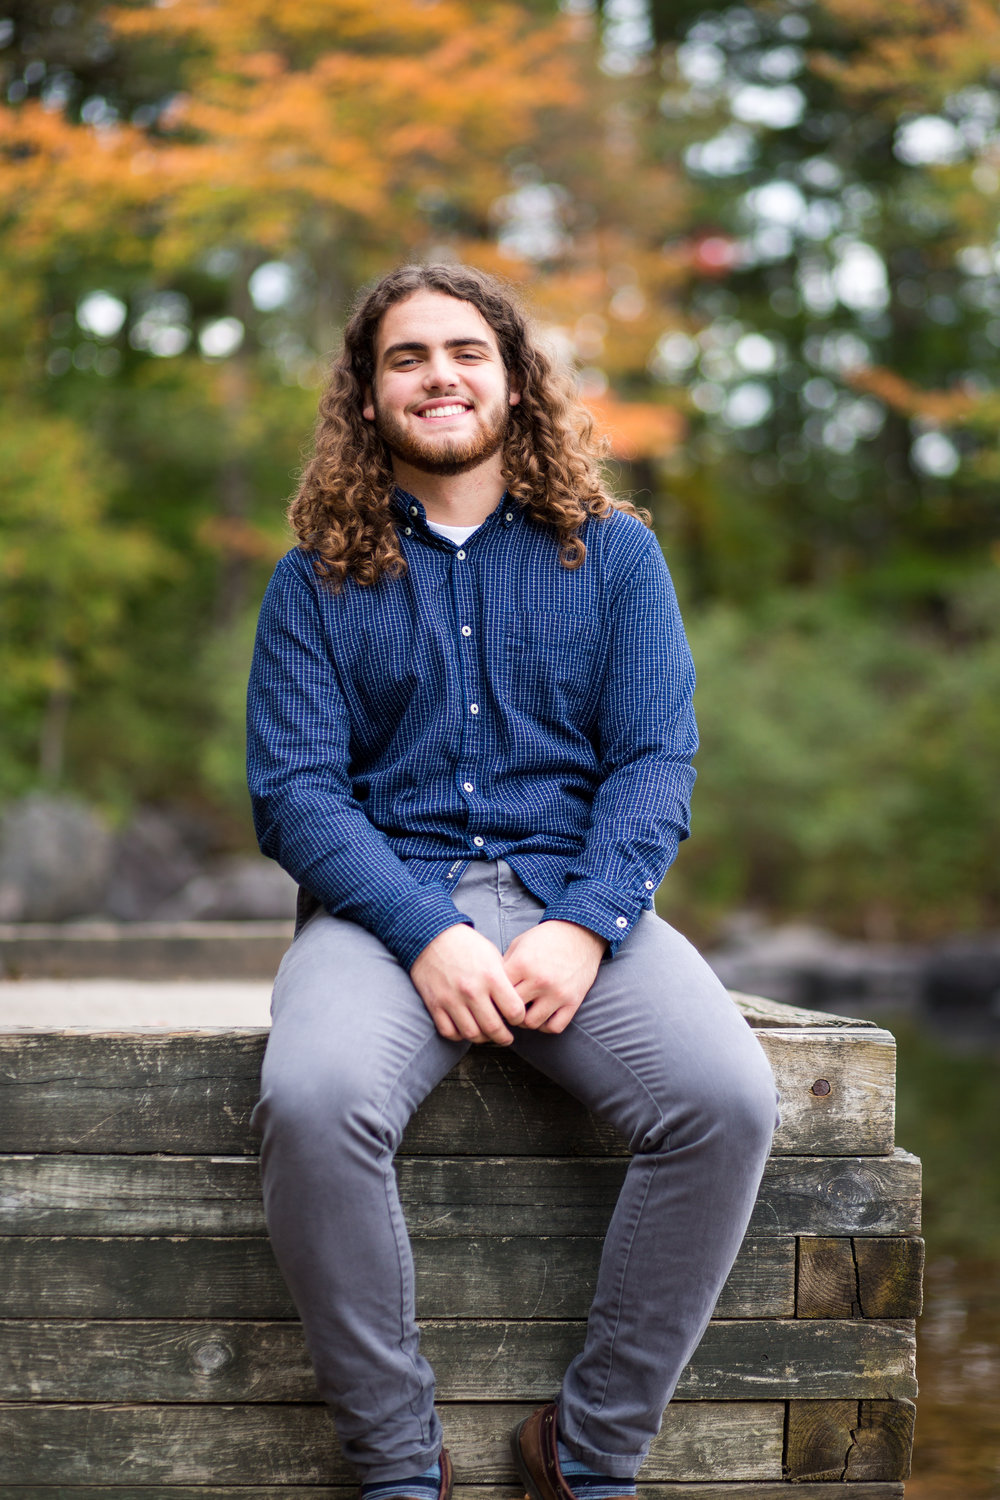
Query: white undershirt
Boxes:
[{"xmin": 425, "ymin": 518, "xmax": 482, "ymax": 545}]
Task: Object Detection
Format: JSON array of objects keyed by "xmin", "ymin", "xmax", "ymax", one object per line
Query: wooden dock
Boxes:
[{"xmin": 0, "ymin": 991, "xmax": 921, "ymax": 1495}]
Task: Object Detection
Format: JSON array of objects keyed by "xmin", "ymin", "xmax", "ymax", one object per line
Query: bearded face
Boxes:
[
  {"xmin": 363, "ymin": 290, "xmax": 521, "ymax": 479},
  {"xmin": 370, "ymin": 383, "xmax": 513, "ymax": 476}
]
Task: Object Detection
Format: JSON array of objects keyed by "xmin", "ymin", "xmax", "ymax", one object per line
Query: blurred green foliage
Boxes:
[{"xmin": 668, "ymin": 580, "xmax": 1000, "ymax": 940}]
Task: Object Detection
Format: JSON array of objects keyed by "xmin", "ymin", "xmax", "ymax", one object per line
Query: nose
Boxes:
[{"xmin": 422, "ymin": 351, "xmax": 457, "ymax": 389}]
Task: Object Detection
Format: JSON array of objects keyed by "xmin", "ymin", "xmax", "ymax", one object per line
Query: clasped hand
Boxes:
[{"xmin": 409, "ymin": 920, "xmax": 607, "ymax": 1044}]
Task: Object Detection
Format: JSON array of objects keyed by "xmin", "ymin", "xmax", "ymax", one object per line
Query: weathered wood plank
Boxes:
[
  {"xmin": 853, "ymin": 1236, "xmax": 924, "ymax": 1320},
  {"xmin": 752, "ymin": 1029, "xmax": 894, "ymax": 1156},
  {"xmin": 0, "ymin": 1317, "xmax": 916, "ymax": 1403},
  {"xmin": 0, "ymin": 1237, "xmax": 297, "ymax": 1319},
  {"xmin": 0, "ymin": 1031, "xmax": 272, "ymax": 1158},
  {"xmin": 747, "ymin": 1152, "xmax": 919, "ymax": 1238},
  {"xmin": 726, "ymin": 992, "xmax": 882, "ymax": 1029},
  {"xmin": 0, "ymin": 1017, "xmax": 895, "ymax": 1158},
  {"xmin": 0, "ymin": 1235, "xmax": 793, "ymax": 1320},
  {"xmin": 843, "ymin": 1400, "xmax": 916, "ymax": 1483},
  {"xmin": 785, "ymin": 1400, "xmax": 915, "ymax": 1483},
  {"xmin": 796, "ymin": 1238, "xmax": 924, "ymax": 1319},
  {"xmin": 0, "ymin": 1401, "xmax": 785, "ymax": 1484},
  {"xmin": 682, "ymin": 1321, "xmax": 916, "ymax": 1402},
  {"xmin": 0, "ymin": 1488, "xmax": 908, "ymax": 1500},
  {"xmin": 0, "ymin": 1151, "xmax": 921, "ymax": 1237},
  {"xmin": 796, "ymin": 1238, "xmax": 860, "ymax": 1319},
  {"xmin": 0, "ymin": 1032, "xmax": 619, "ymax": 1158}
]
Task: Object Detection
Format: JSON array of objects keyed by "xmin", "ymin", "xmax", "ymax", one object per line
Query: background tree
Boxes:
[{"xmin": 1, "ymin": 0, "xmax": 997, "ymax": 935}]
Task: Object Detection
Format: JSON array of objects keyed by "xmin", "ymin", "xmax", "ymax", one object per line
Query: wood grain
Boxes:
[
  {"xmin": 0, "ymin": 1317, "xmax": 915, "ymax": 1403},
  {"xmin": 0, "ymin": 1150, "xmax": 921, "ymax": 1238},
  {"xmin": 853, "ymin": 1236, "xmax": 925, "ymax": 1319},
  {"xmin": 0, "ymin": 1012, "xmax": 896, "ymax": 1157},
  {"xmin": 0, "ymin": 1401, "xmax": 785, "ymax": 1485},
  {"xmin": 0, "ymin": 1234, "xmax": 794, "ymax": 1320},
  {"xmin": 785, "ymin": 1399, "xmax": 915, "ymax": 1483},
  {"xmin": 796, "ymin": 1238, "xmax": 925, "ymax": 1319}
]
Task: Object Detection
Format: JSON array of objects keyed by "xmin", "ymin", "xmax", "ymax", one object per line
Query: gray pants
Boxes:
[{"xmin": 250, "ymin": 860, "xmax": 778, "ymax": 1481}]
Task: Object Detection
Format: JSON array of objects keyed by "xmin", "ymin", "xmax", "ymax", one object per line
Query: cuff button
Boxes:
[{"xmin": 615, "ymin": 916, "xmax": 628, "ymax": 929}]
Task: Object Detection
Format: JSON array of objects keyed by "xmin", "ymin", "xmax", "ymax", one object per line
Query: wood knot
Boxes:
[{"xmin": 190, "ymin": 1338, "xmax": 233, "ymax": 1374}]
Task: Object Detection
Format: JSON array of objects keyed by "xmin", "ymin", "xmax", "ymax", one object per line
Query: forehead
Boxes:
[{"xmin": 375, "ymin": 289, "xmax": 501, "ymax": 362}]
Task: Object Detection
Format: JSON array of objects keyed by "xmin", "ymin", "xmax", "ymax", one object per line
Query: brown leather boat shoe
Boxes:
[
  {"xmin": 358, "ymin": 1448, "xmax": 453, "ymax": 1500},
  {"xmin": 510, "ymin": 1405, "xmax": 633, "ymax": 1500},
  {"xmin": 436, "ymin": 1448, "xmax": 454, "ymax": 1500}
]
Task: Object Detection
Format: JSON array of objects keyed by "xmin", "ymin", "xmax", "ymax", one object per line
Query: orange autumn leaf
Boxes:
[
  {"xmin": 584, "ymin": 391, "xmax": 685, "ymax": 462},
  {"xmin": 848, "ymin": 367, "xmax": 979, "ymax": 426},
  {"xmin": 0, "ymin": 0, "xmax": 580, "ymax": 269}
]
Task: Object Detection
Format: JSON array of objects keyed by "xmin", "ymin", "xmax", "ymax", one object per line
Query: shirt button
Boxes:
[
  {"xmin": 409, "ymin": 505, "xmax": 418, "ymax": 516},
  {"xmin": 456, "ymin": 549, "xmax": 466, "ymax": 560},
  {"xmin": 505, "ymin": 512, "xmax": 514, "ymax": 522},
  {"xmin": 463, "ymin": 782, "xmax": 474, "ymax": 792},
  {"xmin": 472, "ymin": 835, "xmax": 485, "ymax": 848},
  {"xmin": 644, "ymin": 880, "xmax": 654, "ymax": 890},
  {"xmin": 404, "ymin": 527, "xmax": 412, "ymax": 535},
  {"xmin": 615, "ymin": 916, "xmax": 628, "ymax": 929},
  {"xmin": 469, "ymin": 703, "xmax": 479, "ymax": 714},
  {"xmin": 461, "ymin": 625, "xmax": 472, "ymax": 637}
]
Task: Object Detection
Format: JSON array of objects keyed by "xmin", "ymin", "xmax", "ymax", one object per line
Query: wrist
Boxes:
[{"xmin": 542, "ymin": 918, "xmax": 608, "ymax": 954}]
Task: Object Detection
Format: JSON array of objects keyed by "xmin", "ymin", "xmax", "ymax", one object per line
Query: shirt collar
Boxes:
[{"xmin": 392, "ymin": 486, "xmax": 519, "ymax": 538}]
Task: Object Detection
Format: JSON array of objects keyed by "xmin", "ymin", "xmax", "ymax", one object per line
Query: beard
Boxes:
[{"xmin": 371, "ymin": 391, "xmax": 512, "ymax": 476}]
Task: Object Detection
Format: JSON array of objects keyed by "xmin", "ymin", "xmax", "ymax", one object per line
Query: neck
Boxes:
[{"xmin": 390, "ymin": 454, "xmax": 506, "ymax": 527}]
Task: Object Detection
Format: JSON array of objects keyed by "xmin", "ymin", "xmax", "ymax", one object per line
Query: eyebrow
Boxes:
[{"xmin": 380, "ymin": 337, "xmax": 494, "ymax": 361}]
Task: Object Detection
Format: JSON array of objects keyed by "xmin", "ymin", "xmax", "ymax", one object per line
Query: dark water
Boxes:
[
  {"xmin": 835, "ymin": 1008, "xmax": 1000, "ymax": 1498},
  {"xmin": 907, "ymin": 1257, "xmax": 1000, "ymax": 1499}
]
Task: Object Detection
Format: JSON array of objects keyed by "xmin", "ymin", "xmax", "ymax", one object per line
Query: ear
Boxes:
[
  {"xmin": 507, "ymin": 378, "xmax": 521, "ymax": 408},
  {"xmin": 362, "ymin": 384, "xmax": 375, "ymax": 422}
]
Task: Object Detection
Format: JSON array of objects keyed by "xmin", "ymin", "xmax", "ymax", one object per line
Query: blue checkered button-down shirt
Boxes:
[{"xmin": 246, "ymin": 489, "xmax": 698, "ymax": 970}]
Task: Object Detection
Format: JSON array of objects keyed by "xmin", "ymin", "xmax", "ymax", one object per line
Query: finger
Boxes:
[
  {"xmin": 453, "ymin": 1011, "xmax": 495, "ymax": 1045},
  {"xmin": 491, "ymin": 975, "xmax": 527, "ymax": 1026},
  {"xmin": 505, "ymin": 967, "xmax": 538, "ymax": 1005},
  {"xmin": 433, "ymin": 997, "xmax": 487, "ymax": 1044},
  {"xmin": 520, "ymin": 994, "xmax": 560, "ymax": 1030},
  {"xmin": 470, "ymin": 1000, "xmax": 515, "ymax": 1046},
  {"xmin": 431, "ymin": 1010, "xmax": 462, "ymax": 1042},
  {"xmin": 540, "ymin": 1005, "xmax": 577, "ymax": 1035},
  {"xmin": 449, "ymin": 994, "xmax": 512, "ymax": 1046}
]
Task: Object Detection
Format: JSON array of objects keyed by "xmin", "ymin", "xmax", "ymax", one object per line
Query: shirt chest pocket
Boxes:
[{"xmin": 500, "ymin": 609, "xmax": 605, "ymax": 728}]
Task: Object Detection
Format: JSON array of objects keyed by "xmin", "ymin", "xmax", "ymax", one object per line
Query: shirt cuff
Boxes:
[
  {"xmin": 541, "ymin": 878, "xmax": 644, "ymax": 955},
  {"xmin": 371, "ymin": 892, "xmax": 475, "ymax": 972}
]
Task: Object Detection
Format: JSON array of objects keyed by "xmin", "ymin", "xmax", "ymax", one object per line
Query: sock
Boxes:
[
  {"xmin": 556, "ymin": 1438, "xmax": 636, "ymax": 1500},
  {"xmin": 361, "ymin": 1458, "xmax": 441, "ymax": 1500}
]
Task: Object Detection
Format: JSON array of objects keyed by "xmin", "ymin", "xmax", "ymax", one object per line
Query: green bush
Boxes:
[{"xmin": 666, "ymin": 583, "xmax": 1000, "ymax": 941}]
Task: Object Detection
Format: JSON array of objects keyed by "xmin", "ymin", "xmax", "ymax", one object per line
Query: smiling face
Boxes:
[{"xmin": 362, "ymin": 289, "xmax": 521, "ymax": 477}]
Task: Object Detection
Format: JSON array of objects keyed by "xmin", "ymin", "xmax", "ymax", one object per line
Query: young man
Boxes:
[{"xmin": 246, "ymin": 264, "xmax": 778, "ymax": 1500}]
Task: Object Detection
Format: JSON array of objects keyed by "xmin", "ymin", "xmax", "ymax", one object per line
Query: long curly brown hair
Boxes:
[{"xmin": 288, "ymin": 263, "xmax": 650, "ymax": 589}]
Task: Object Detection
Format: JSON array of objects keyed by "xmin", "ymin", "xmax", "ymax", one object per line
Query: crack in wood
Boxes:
[{"xmin": 850, "ymin": 1238, "xmax": 865, "ymax": 1319}]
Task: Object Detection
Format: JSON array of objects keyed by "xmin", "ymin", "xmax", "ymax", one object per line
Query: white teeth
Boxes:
[{"xmin": 420, "ymin": 404, "xmax": 468, "ymax": 418}]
